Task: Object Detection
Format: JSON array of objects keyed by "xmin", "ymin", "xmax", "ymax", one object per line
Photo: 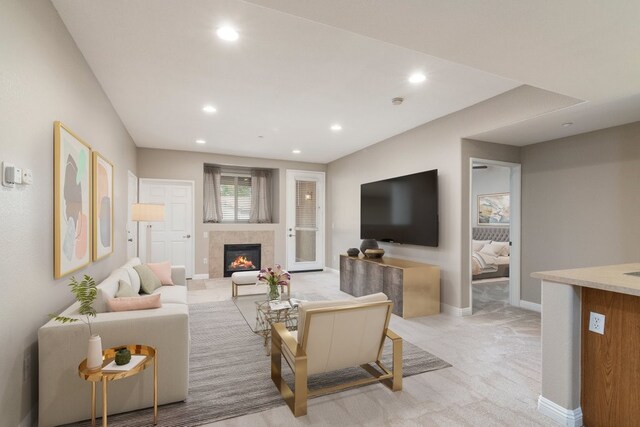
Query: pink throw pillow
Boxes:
[
  {"xmin": 106, "ymin": 294, "xmax": 162, "ymax": 312},
  {"xmin": 146, "ymin": 261, "xmax": 174, "ymax": 285}
]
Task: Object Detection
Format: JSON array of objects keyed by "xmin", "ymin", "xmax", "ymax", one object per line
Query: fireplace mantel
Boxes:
[{"xmin": 209, "ymin": 231, "xmax": 274, "ymax": 278}]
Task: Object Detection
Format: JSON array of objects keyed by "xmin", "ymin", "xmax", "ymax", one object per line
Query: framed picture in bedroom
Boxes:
[
  {"xmin": 477, "ymin": 192, "xmax": 510, "ymax": 225},
  {"xmin": 54, "ymin": 121, "xmax": 92, "ymax": 278},
  {"xmin": 92, "ymin": 151, "xmax": 114, "ymax": 261}
]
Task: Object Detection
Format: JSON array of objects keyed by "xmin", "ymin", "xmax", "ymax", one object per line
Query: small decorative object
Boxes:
[
  {"xmin": 364, "ymin": 248, "xmax": 385, "ymax": 259},
  {"xmin": 258, "ymin": 264, "xmax": 291, "ymax": 301},
  {"xmin": 50, "ymin": 275, "xmax": 102, "ymax": 370},
  {"xmin": 360, "ymin": 239, "xmax": 379, "ymax": 253},
  {"xmin": 346, "ymin": 248, "xmax": 360, "ymax": 257},
  {"xmin": 115, "ymin": 348, "xmax": 132, "ymax": 365}
]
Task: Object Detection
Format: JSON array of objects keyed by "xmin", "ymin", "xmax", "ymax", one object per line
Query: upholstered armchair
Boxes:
[{"xmin": 271, "ymin": 293, "xmax": 403, "ymax": 417}]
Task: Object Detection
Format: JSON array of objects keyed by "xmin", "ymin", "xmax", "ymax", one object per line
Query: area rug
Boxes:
[{"xmin": 70, "ymin": 301, "xmax": 450, "ymax": 426}]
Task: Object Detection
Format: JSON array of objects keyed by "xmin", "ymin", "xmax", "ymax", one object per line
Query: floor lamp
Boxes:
[{"xmin": 131, "ymin": 203, "xmax": 165, "ymax": 263}]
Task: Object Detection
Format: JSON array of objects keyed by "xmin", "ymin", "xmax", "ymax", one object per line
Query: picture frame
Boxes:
[
  {"xmin": 54, "ymin": 121, "xmax": 92, "ymax": 278},
  {"xmin": 477, "ymin": 192, "xmax": 510, "ymax": 225},
  {"xmin": 92, "ymin": 151, "xmax": 114, "ymax": 261}
]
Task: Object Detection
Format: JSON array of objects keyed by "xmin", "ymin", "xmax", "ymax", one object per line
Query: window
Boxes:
[{"xmin": 220, "ymin": 174, "xmax": 252, "ymax": 222}]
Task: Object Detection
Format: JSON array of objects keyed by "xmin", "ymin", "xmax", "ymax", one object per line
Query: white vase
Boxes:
[{"xmin": 87, "ymin": 334, "xmax": 103, "ymax": 370}]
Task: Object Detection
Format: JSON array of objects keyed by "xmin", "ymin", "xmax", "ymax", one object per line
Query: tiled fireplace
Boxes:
[
  {"xmin": 223, "ymin": 243, "xmax": 261, "ymax": 277},
  {"xmin": 209, "ymin": 230, "xmax": 274, "ymax": 278}
]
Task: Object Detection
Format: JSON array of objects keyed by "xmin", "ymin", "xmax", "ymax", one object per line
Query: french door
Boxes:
[
  {"xmin": 139, "ymin": 179, "xmax": 194, "ymax": 278},
  {"xmin": 286, "ymin": 170, "xmax": 325, "ymax": 271}
]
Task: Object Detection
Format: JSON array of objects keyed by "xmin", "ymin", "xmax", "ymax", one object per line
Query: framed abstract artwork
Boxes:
[
  {"xmin": 477, "ymin": 192, "xmax": 510, "ymax": 225},
  {"xmin": 54, "ymin": 121, "xmax": 92, "ymax": 278},
  {"xmin": 92, "ymin": 152, "xmax": 114, "ymax": 260}
]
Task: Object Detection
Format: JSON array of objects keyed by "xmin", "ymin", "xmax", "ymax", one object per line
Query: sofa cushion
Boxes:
[
  {"xmin": 115, "ymin": 280, "xmax": 136, "ymax": 298},
  {"xmin": 153, "ymin": 285, "xmax": 188, "ymax": 305},
  {"xmin": 135, "ymin": 264, "xmax": 162, "ymax": 294},
  {"xmin": 147, "ymin": 260, "xmax": 174, "ymax": 285},
  {"xmin": 124, "ymin": 258, "xmax": 142, "ymax": 294},
  {"xmin": 106, "ymin": 294, "xmax": 162, "ymax": 312}
]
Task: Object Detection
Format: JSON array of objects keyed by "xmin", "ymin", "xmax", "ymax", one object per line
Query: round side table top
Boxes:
[{"xmin": 78, "ymin": 344, "xmax": 156, "ymax": 382}]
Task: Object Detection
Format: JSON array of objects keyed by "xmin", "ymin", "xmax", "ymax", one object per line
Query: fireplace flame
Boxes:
[{"xmin": 229, "ymin": 255, "xmax": 255, "ymax": 270}]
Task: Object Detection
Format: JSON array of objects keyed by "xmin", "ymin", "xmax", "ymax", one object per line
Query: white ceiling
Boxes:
[{"xmin": 52, "ymin": 0, "xmax": 640, "ymax": 162}]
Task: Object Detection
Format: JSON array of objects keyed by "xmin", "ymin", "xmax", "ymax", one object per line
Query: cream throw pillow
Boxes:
[
  {"xmin": 472, "ymin": 239, "xmax": 491, "ymax": 252},
  {"xmin": 479, "ymin": 242, "xmax": 503, "ymax": 257},
  {"xmin": 134, "ymin": 264, "xmax": 162, "ymax": 294}
]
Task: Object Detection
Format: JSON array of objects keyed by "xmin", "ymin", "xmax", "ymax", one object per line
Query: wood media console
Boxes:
[{"xmin": 340, "ymin": 255, "xmax": 440, "ymax": 318}]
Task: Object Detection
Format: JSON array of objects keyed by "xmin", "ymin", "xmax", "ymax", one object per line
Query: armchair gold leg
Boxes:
[{"xmin": 392, "ymin": 336, "xmax": 403, "ymax": 391}]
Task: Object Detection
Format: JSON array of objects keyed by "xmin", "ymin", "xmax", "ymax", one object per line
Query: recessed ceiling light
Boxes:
[
  {"xmin": 292, "ymin": 149, "xmax": 301, "ymax": 154},
  {"xmin": 202, "ymin": 105, "xmax": 217, "ymax": 113},
  {"xmin": 216, "ymin": 26, "xmax": 239, "ymax": 42},
  {"xmin": 330, "ymin": 124, "xmax": 342, "ymax": 131},
  {"xmin": 562, "ymin": 122, "xmax": 573, "ymax": 127},
  {"xmin": 196, "ymin": 139, "xmax": 206, "ymax": 144},
  {"xmin": 408, "ymin": 72, "xmax": 427, "ymax": 84}
]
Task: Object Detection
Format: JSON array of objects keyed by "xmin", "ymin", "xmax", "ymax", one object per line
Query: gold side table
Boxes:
[{"xmin": 78, "ymin": 344, "xmax": 157, "ymax": 427}]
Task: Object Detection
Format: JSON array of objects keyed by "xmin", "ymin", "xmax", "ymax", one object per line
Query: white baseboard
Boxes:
[
  {"xmin": 520, "ymin": 300, "xmax": 542, "ymax": 313},
  {"xmin": 191, "ymin": 274, "xmax": 210, "ymax": 280},
  {"xmin": 323, "ymin": 267, "xmax": 339, "ymax": 274},
  {"xmin": 441, "ymin": 303, "xmax": 472, "ymax": 317},
  {"xmin": 537, "ymin": 395, "xmax": 583, "ymax": 427}
]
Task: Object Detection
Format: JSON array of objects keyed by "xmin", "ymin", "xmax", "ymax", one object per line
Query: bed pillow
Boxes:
[
  {"xmin": 473, "ymin": 240, "xmax": 491, "ymax": 252},
  {"xmin": 479, "ymin": 242, "xmax": 504, "ymax": 257},
  {"xmin": 499, "ymin": 243, "xmax": 510, "ymax": 257},
  {"xmin": 146, "ymin": 260, "xmax": 174, "ymax": 285},
  {"xmin": 106, "ymin": 294, "xmax": 161, "ymax": 312},
  {"xmin": 134, "ymin": 264, "xmax": 162, "ymax": 294},
  {"xmin": 115, "ymin": 280, "xmax": 136, "ymax": 298}
]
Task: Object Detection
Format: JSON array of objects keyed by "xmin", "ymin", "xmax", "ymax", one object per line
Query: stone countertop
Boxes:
[{"xmin": 532, "ymin": 263, "xmax": 640, "ymax": 297}]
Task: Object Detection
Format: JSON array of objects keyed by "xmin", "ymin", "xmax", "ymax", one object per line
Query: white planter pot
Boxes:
[{"xmin": 87, "ymin": 334, "xmax": 103, "ymax": 370}]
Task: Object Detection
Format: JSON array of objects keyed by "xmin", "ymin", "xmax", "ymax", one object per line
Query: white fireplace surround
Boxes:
[{"xmin": 209, "ymin": 231, "xmax": 275, "ymax": 278}]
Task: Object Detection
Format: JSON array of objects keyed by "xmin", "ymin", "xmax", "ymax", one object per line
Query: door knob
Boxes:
[
  {"xmin": 127, "ymin": 238, "xmax": 133, "ymax": 242},
  {"xmin": 289, "ymin": 234, "xmax": 296, "ymax": 237},
  {"xmin": 183, "ymin": 234, "xmax": 191, "ymax": 238}
]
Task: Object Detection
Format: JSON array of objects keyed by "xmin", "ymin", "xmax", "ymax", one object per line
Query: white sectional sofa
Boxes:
[{"xmin": 38, "ymin": 257, "xmax": 189, "ymax": 427}]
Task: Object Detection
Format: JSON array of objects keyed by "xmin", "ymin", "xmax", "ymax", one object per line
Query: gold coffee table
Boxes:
[
  {"xmin": 255, "ymin": 300, "xmax": 298, "ymax": 354},
  {"xmin": 78, "ymin": 344, "xmax": 157, "ymax": 427}
]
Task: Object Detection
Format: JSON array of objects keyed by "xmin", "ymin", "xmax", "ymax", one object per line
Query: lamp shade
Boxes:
[{"xmin": 131, "ymin": 203, "xmax": 165, "ymax": 222}]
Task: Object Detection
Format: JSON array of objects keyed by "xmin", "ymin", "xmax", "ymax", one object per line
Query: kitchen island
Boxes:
[{"xmin": 532, "ymin": 263, "xmax": 640, "ymax": 427}]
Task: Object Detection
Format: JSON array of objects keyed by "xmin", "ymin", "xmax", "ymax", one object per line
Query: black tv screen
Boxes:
[{"xmin": 360, "ymin": 169, "xmax": 438, "ymax": 247}]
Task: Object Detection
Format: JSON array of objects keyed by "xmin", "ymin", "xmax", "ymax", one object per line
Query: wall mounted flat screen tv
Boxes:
[{"xmin": 360, "ymin": 169, "xmax": 438, "ymax": 247}]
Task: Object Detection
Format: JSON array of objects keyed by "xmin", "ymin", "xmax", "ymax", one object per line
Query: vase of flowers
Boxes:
[{"xmin": 258, "ymin": 265, "xmax": 290, "ymax": 301}]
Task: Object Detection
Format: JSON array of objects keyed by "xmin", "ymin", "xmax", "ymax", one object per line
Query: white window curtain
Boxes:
[
  {"xmin": 249, "ymin": 169, "xmax": 272, "ymax": 223},
  {"xmin": 203, "ymin": 165, "xmax": 223, "ymax": 222}
]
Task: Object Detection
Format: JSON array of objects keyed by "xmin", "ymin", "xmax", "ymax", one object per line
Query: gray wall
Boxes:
[
  {"xmin": 521, "ymin": 121, "xmax": 640, "ymax": 303},
  {"xmin": 136, "ymin": 148, "xmax": 326, "ymax": 276},
  {"xmin": 327, "ymin": 86, "xmax": 558, "ymax": 310},
  {"xmin": 0, "ymin": 1, "xmax": 138, "ymax": 425}
]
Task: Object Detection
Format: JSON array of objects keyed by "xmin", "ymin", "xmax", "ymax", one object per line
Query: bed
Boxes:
[{"xmin": 472, "ymin": 227, "xmax": 510, "ymax": 280}]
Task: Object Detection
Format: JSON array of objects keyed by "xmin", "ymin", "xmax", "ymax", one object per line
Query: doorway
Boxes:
[
  {"xmin": 126, "ymin": 171, "xmax": 138, "ymax": 260},
  {"xmin": 286, "ymin": 170, "xmax": 325, "ymax": 272},
  {"xmin": 139, "ymin": 179, "xmax": 195, "ymax": 278},
  {"xmin": 469, "ymin": 159, "xmax": 521, "ymax": 314}
]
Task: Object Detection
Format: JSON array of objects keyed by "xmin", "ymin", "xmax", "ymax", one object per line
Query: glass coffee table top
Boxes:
[{"xmin": 254, "ymin": 299, "xmax": 298, "ymax": 354}]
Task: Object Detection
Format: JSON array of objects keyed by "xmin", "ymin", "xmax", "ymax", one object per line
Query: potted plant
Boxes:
[{"xmin": 50, "ymin": 275, "xmax": 102, "ymax": 370}]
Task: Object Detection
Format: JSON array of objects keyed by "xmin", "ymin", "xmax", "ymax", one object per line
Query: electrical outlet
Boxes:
[
  {"xmin": 203, "ymin": 232, "xmax": 208, "ymax": 239},
  {"xmin": 589, "ymin": 312, "xmax": 605, "ymax": 335},
  {"xmin": 203, "ymin": 258, "xmax": 208, "ymax": 265}
]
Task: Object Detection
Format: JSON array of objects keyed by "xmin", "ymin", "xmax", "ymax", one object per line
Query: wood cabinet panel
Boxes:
[{"xmin": 581, "ymin": 287, "xmax": 640, "ymax": 427}]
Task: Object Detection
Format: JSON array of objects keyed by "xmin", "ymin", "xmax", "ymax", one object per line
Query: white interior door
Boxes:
[
  {"xmin": 139, "ymin": 179, "xmax": 194, "ymax": 278},
  {"xmin": 286, "ymin": 170, "xmax": 325, "ymax": 271},
  {"xmin": 126, "ymin": 171, "xmax": 138, "ymax": 260}
]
